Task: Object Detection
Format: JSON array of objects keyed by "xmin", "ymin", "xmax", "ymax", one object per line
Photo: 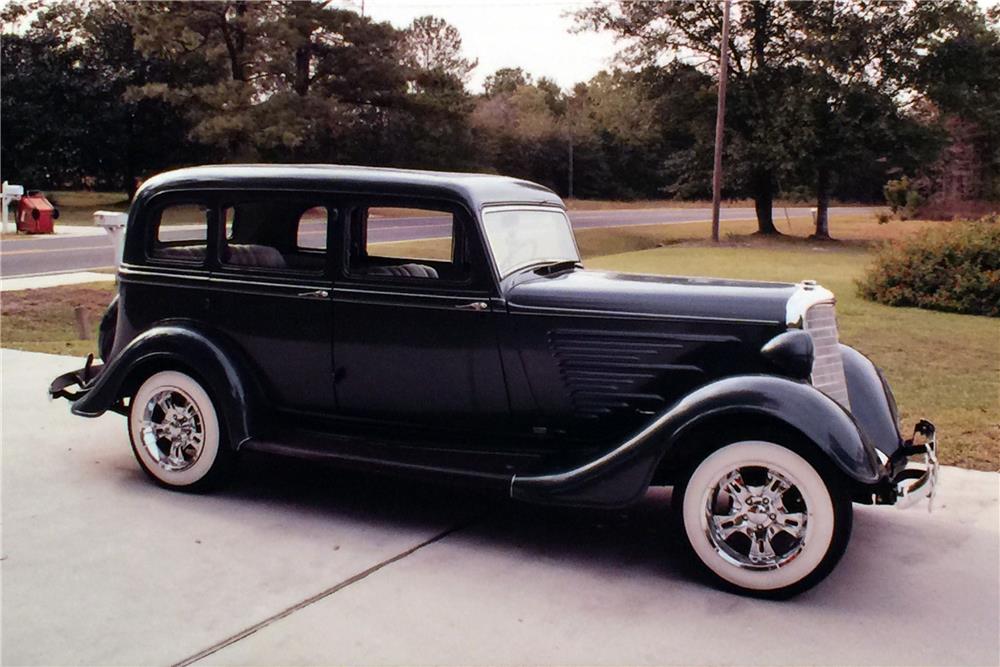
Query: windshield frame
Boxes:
[{"xmin": 479, "ymin": 204, "xmax": 581, "ymax": 280}]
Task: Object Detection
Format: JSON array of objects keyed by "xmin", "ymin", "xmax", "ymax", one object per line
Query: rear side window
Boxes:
[
  {"xmin": 220, "ymin": 197, "xmax": 332, "ymax": 274},
  {"xmin": 297, "ymin": 206, "xmax": 328, "ymax": 250},
  {"xmin": 150, "ymin": 203, "xmax": 210, "ymax": 264}
]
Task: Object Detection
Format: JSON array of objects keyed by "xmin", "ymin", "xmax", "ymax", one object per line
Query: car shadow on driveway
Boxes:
[{"xmin": 198, "ymin": 451, "xmax": 989, "ymax": 612}]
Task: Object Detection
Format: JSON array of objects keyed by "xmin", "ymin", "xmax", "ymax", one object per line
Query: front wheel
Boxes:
[
  {"xmin": 674, "ymin": 440, "xmax": 852, "ymax": 598},
  {"xmin": 128, "ymin": 370, "xmax": 232, "ymax": 491}
]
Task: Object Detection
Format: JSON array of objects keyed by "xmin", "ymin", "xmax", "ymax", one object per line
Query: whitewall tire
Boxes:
[
  {"xmin": 676, "ymin": 440, "xmax": 852, "ymax": 597},
  {"xmin": 128, "ymin": 370, "xmax": 230, "ymax": 491}
]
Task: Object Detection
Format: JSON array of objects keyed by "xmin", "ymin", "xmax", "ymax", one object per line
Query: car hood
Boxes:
[{"xmin": 505, "ymin": 269, "xmax": 799, "ymax": 324}]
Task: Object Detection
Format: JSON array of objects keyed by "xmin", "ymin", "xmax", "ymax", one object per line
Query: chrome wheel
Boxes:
[
  {"xmin": 138, "ymin": 387, "xmax": 205, "ymax": 472},
  {"xmin": 705, "ymin": 466, "xmax": 808, "ymax": 570},
  {"xmin": 679, "ymin": 441, "xmax": 847, "ymax": 595},
  {"xmin": 130, "ymin": 370, "xmax": 227, "ymax": 490}
]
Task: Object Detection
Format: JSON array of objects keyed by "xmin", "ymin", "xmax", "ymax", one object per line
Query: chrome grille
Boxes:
[{"xmin": 804, "ymin": 303, "xmax": 851, "ymax": 409}]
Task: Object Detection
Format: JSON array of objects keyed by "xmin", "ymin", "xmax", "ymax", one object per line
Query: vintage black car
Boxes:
[{"xmin": 51, "ymin": 165, "xmax": 937, "ymax": 597}]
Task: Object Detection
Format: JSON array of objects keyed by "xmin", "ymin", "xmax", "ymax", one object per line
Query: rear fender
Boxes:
[
  {"xmin": 511, "ymin": 375, "xmax": 882, "ymax": 508},
  {"xmin": 69, "ymin": 322, "xmax": 262, "ymax": 447}
]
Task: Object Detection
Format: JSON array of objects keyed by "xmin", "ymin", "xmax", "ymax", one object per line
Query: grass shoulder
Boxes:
[{"xmin": 2, "ymin": 281, "xmax": 115, "ymax": 356}]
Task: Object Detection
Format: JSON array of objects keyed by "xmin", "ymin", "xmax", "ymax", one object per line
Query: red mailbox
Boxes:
[{"xmin": 16, "ymin": 191, "xmax": 59, "ymax": 234}]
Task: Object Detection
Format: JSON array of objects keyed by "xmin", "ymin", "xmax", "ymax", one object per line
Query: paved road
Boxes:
[
  {"xmin": 2, "ymin": 349, "xmax": 997, "ymax": 666},
  {"xmin": 0, "ymin": 206, "xmax": 870, "ymax": 278}
]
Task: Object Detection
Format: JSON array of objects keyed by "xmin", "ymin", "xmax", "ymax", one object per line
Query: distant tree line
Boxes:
[{"xmin": 1, "ymin": 0, "xmax": 997, "ymax": 237}]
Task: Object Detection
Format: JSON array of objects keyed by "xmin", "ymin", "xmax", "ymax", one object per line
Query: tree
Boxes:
[
  {"xmin": 0, "ymin": 0, "xmax": 198, "ymax": 192},
  {"xmin": 127, "ymin": 1, "xmax": 409, "ymax": 161},
  {"xmin": 786, "ymin": 1, "xmax": 942, "ymax": 237},
  {"xmin": 483, "ymin": 67, "xmax": 531, "ymax": 97},
  {"xmin": 472, "ymin": 77, "xmax": 566, "ymax": 190},
  {"xmin": 577, "ymin": 0, "xmax": 801, "ymax": 234},
  {"xmin": 125, "ymin": 1, "xmax": 262, "ymax": 157},
  {"xmin": 913, "ymin": 3, "xmax": 1000, "ymax": 200},
  {"xmin": 402, "ymin": 15, "xmax": 477, "ymax": 82}
]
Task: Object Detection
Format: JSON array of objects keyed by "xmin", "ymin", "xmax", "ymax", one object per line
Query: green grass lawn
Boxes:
[
  {"xmin": 46, "ymin": 191, "xmax": 129, "ymax": 226},
  {"xmin": 1, "ymin": 281, "xmax": 116, "ymax": 356},
  {"xmin": 588, "ymin": 244, "xmax": 999, "ymax": 470}
]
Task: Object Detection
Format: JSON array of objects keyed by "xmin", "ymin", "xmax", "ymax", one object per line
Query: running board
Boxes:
[{"xmin": 240, "ymin": 429, "xmax": 544, "ymax": 492}]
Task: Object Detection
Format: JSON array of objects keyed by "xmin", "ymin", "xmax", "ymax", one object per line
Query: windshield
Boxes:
[{"xmin": 482, "ymin": 207, "xmax": 580, "ymax": 278}]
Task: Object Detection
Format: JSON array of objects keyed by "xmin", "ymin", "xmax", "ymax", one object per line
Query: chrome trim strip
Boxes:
[
  {"xmin": 510, "ymin": 302, "xmax": 780, "ymax": 326},
  {"xmin": 120, "ymin": 266, "xmax": 327, "ymax": 291},
  {"xmin": 331, "ymin": 286, "xmax": 489, "ymax": 302},
  {"xmin": 121, "ymin": 266, "xmax": 497, "ymax": 302},
  {"xmin": 482, "ymin": 204, "xmax": 567, "ymax": 213},
  {"xmin": 120, "ymin": 264, "xmax": 208, "ymax": 279}
]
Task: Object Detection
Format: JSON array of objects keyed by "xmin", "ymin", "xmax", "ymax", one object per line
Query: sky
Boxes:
[{"xmin": 337, "ymin": 0, "xmax": 620, "ymax": 91}]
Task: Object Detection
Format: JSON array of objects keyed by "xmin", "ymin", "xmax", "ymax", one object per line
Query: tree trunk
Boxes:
[
  {"xmin": 748, "ymin": 2, "xmax": 778, "ymax": 236},
  {"xmin": 294, "ymin": 45, "xmax": 311, "ymax": 96},
  {"xmin": 813, "ymin": 164, "xmax": 831, "ymax": 239},
  {"xmin": 753, "ymin": 169, "xmax": 779, "ymax": 235},
  {"xmin": 219, "ymin": 1, "xmax": 249, "ymax": 82}
]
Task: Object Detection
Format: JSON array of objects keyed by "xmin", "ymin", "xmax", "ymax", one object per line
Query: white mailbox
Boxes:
[
  {"xmin": 94, "ymin": 210, "xmax": 128, "ymax": 267},
  {"xmin": 2, "ymin": 181, "xmax": 25, "ymax": 233}
]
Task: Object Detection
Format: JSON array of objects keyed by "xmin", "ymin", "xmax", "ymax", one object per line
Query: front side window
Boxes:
[
  {"xmin": 482, "ymin": 207, "xmax": 579, "ymax": 278},
  {"xmin": 150, "ymin": 202, "xmax": 210, "ymax": 264},
  {"xmin": 347, "ymin": 204, "xmax": 469, "ymax": 282}
]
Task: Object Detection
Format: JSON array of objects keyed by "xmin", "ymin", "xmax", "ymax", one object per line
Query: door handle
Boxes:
[
  {"xmin": 298, "ymin": 289, "xmax": 329, "ymax": 299},
  {"xmin": 454, "ymin": 301, "xmax": 489, "ymax": 311}
]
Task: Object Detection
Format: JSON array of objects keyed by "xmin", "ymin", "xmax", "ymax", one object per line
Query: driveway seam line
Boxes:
[{"xmin": 172, "ymin": 518, "xmax": 477, "ymax": 667}]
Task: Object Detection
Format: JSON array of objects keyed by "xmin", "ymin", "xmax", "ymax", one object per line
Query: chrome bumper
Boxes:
[
  {"xmin": 890, "ymin": 420, "xmax": 938, "ymax": 511},
  {"xmin": 48, "ymin": 354, "xmax": 101, "ymax": 402}
]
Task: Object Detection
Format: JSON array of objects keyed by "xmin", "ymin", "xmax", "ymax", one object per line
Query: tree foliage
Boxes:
[
  {"xmin": 402, "ymin": 15, "xmax": 477, "ymax": 82},
  {"xmin": 1, "ymin": 0, "xmax": 996, "ymax": 219},
  {"xmin": 576, "ymin": 0, "xmax": 996, "ymax": 235}
]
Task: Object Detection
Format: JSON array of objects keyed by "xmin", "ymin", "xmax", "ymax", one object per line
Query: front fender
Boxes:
[
  {"xmin": 69, "ymin": 322, "xmax": 262, "ymax": 447},
  {"xmin": 511, "ymin": 375, "xmax": 882, "ymax": 508},
  {"xmin": 840, "ymin": 344, "xmax": 903, "ymax": 458}
]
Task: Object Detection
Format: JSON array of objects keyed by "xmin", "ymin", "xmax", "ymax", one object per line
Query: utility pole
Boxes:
[{"xmin": 711, "ymin": 0, "xmax": 731, "ymax": 243}]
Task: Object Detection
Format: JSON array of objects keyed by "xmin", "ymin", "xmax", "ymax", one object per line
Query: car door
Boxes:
[
  {"xmin": 206, "ymin": 192, "xmax": 337, "ymax": 413},
  {"xmin": 331, "ymin": 198, "xmax": 509, "ymax": 427}
]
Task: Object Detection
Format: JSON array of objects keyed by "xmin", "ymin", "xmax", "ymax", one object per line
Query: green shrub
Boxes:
[
  {"xmin": 858, "ymin": 218, "xmax": 1000, "ymax": 317},
  {"xmin": 883, "ymin": 176, "xmax": 923, "ymax": 219}
]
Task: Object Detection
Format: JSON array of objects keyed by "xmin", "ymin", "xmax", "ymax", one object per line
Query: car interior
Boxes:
[
  {"xmin": 150, "ymin": 199, "xmax": 327, "ymax": 272},
  {"xmin": 222, "ymin": 200, "xmax": 327, "ymax": 272},
  {"xmin": 345, "ymin": 205, "xmax": 472, "ymax": 282},
  {"xmin": 150, "ymin": 199, "xmax": 473, "ymax": 283}
]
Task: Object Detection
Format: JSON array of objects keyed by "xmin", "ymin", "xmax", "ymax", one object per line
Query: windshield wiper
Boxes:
[{"xmin": 536, "ymin": 260, "xmax": 582, "ymax": 275}]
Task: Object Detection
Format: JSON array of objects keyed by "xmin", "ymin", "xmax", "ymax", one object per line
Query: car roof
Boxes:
[{"xmin": 134, "ymin": 164, "xmax": 564, "ymax": 211}]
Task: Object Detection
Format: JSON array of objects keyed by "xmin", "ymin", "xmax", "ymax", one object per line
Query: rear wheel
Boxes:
[
  {"xmin": 128, "ymin": 370, "xmax": 232, "ymax": 491},
  {"xmin": 674, "ymin": 440, "xmax": 852, "ymax": 598}
]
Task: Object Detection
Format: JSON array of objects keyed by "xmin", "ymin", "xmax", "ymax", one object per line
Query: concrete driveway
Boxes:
[{"xmin": 2, "ymin": 349, "xmax": 997, "ymax": 666}]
